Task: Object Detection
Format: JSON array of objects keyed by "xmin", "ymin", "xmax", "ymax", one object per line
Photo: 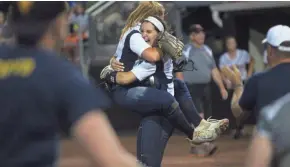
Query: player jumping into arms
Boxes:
[{"xmin": 100, "ymin": 2, "xmax": 229, "ymax": 166}]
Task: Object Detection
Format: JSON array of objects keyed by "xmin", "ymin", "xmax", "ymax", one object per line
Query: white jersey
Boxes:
[
  {"xmin": 161, "ymin": 56, "xmax": 174, "ymax": 96},
  {"xmin": 114, "ymin": 23, "xmax": 174, "ymax": 95}
]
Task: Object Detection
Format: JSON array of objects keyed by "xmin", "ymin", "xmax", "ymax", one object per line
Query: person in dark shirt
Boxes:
[
  {"xmin": 239, "ymin": 25, "xmax": 290, "ymax": 114},
  {"xmin": 245, "ymin": 26, "xmax": 290, "ymax": 167},
  {"xmin": 0, "ymin": 2, "xmax": 142, "ymax": 167}
]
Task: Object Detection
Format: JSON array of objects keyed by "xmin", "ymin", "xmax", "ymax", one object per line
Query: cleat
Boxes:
[{"xmin": 189, "ymin": 142, "xmax": 218, "ymax": 157}]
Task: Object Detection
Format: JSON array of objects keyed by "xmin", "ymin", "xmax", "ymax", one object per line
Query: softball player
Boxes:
[{"xmin": 100, "ymin": 5, "xmax": 229, "ymax": 165}]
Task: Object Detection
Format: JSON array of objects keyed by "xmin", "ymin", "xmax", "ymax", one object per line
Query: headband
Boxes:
[{"xmin": 144, "ymin": 16, "xmax": 164, "ymax": 32}]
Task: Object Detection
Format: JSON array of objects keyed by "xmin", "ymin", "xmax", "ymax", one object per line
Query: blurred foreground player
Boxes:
[
  {"xmin": 246, "ymin": 93, "xmax": 290, "ymax": 167},
  {"xmin": 0, "ymin": 2, "xmax": 143, "ymax": 167}
]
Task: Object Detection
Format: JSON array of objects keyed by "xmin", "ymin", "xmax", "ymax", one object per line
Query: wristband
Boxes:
[{"xmin": 106, "ymin": 71, "xmax": 117, "ymax": 84}]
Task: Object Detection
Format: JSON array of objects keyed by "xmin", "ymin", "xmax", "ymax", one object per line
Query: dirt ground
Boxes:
[{"xmin": 58, "ymin": 132, "xmax": 252, "ymax": 167}]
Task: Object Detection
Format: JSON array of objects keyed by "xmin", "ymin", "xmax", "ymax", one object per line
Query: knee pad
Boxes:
[{"xmin": 162, "ymin": 100, "xmax": 179, "ymax": 116}]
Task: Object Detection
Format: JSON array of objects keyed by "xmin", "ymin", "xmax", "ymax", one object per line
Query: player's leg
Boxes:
[
  {"xmin": 173, "ymin": 79, "xmax": 224, "ymax": 156},
  {"xmin": 203, "ymin": 84, "xmax": 213, "ymax": 119},
  {"xmin": 174, "ymin": 78, "xmax": 229, "ymax": 132},
  {"xmin": 112, "ymin": 86, "xmax": 194, "ymax": 140},
  {"xmin": 137, "ymin": 115, "xmax": 174, "ymax": 167},
  {"xmin": 186, "ymin": 83, "xmax": 205, "ymax": 118},
  {"xmin": 173, "ymin": 78, "xmax": 202, "ymax": 126}
]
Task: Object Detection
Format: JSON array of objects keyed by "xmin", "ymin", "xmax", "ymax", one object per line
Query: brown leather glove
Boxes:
[{"xmin": 158, "ymin": 31, "xmax": 184, "ymax": 61}]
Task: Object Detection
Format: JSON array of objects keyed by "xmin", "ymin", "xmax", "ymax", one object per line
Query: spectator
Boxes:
[
  {"xmin": 62, "ymin": 23, "xmax": 89, "ymax": 64},
  {"xmin": 219, "ymin": 36, "xmax": 255, "ymax": 87},
  {"xmin": 181, "ymin": 24, "xmax": 228, "ymax": 118},
  {"xmin": 69, "ymin": 3, "xmax": 89, "ymax": 34},
  {"xmin": 239, "ymin": 25, "xmax": 290, "ymax": 115},
  {"xmin": 225, "ymin": 25, "xmax": 290, "ymax": 139}
]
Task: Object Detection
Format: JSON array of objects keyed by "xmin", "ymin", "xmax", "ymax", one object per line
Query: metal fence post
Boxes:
[{"xmin": 78, "ymin": 22, "xmax": 88, "ymax": 78}]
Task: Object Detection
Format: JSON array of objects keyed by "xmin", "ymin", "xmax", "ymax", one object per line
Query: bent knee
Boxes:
[
  {"xmin": 161, "ymin": 99, "xmax": 179, "ymax": 116},
  {"xmin": 159, "ymin": 91, "xmax": 176, "ymax": 107}
]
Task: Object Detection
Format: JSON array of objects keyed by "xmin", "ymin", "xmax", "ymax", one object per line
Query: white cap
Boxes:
[{"xmin": 262, "ymin": 25, "xmax": 290, "ymax": 52}]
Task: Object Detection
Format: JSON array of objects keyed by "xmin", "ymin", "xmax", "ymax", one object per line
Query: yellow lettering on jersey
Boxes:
[{"xmin": 0, "ymin": 58, "xmax": 36, "ymax": 79}]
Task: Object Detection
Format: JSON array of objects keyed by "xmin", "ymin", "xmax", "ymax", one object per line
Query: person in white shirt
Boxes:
[
  {"xmin": 220, "ymin": 36, "xmax": 255, "ymax": 84},
  {"xmin": 219, "ymin": 36, "xmax": 254, "ymax": 138}
]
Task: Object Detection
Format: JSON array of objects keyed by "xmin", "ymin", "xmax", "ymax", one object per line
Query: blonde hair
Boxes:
[{"xmin": 121, "ymin": 1, "xmax": 164, "ymax": 37}]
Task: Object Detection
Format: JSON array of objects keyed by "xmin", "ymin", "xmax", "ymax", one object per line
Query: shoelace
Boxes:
[{"xmin": 206, "ymin": 116, "xmax": 219, "ymax": 123}]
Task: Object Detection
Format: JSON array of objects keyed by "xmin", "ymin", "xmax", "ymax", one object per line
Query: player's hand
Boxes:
[
  {"xmin": 220, "ymin": 88, "xmax": 228, "ymax": 100},
  {"xmin": 110, "ymin": 57, "xmax": 124, "ymax": 71}
]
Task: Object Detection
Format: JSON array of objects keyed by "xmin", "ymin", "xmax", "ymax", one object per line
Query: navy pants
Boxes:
[{"xmin": 112, "ymin": 79, "xmax": 201, "ymax": 167}]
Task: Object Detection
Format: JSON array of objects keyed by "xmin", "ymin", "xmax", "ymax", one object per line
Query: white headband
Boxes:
[
  {"xmin": 144, "ymin": 16, "xmax": 164, "ymax": 32},
  {"xmin": 278, "ymin": 46, "xmax": 290, "ymax": 52}
]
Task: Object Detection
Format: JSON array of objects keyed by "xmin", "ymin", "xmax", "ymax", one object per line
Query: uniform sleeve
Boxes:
[
  {"xmin": 205, "ymin": 45, "xmax": 217, "ymax": 69},
  {"xmin": 130, "ymin": 33, "xmax": 151, "ymax": 57},
  {"xmin": 56, "ymin": 63, "xmax": 112, "ymax": 134},
  {"xmin": 239, "ymin": 75, "xmax": 258, "ymax": 111},
  {"xmin": 131, "ymin": 60, "xmax": 156, "ymax": 81}
]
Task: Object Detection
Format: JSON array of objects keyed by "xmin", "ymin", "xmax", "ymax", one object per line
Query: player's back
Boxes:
[{"xmin": 0, "ymin": 45, "xmax": 70, "ymax": 166}]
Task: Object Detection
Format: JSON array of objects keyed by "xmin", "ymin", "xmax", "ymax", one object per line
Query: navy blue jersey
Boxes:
[
  {"xmin": 239, "ymin": 63, "xmax": 290, "ymax": 116},
  {"xmin": 0, "ymin": 45, "xmax": 111, "ymax": 167}
]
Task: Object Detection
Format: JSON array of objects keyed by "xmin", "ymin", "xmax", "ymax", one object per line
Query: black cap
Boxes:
[
  {"xmin": 9, "ymin": 2, "xmax": 69, "ymax": 46},
  {"xmin": 11, "ymin": 1, "xmax": 68, "ymax": 23},
  {"xmin": 189, "ymin": 24, "xmax": 204, "ymax": 34}
]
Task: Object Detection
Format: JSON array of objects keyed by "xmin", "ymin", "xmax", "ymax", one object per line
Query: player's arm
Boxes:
[
  {"xmin": 247, "ymin": 55, "xmax": 255, "ymax": 78},
  {"xmin": 219, "ymin": 55, "xmax": 229, "ymax": 83},
  {"xmin": 239, "ymin": 75, "xmax": 258, "ymax": 111},
  {"xmin": 130, "ymin": 33, "xmax": 162, "ymax": 63},
  {"xmin": 73, "ymin": 111, "xmax": 139, "ymax": 167},
  {"xmin": 57, "ymin": 64, "xmax": 140, "ymax": 167},
  {"xmin": 246, "ymin": 130, "xmax": 272, "ymax": 167},
  {"xmin": 103, "ymin": 61, "xmax": 156, "ymax": 85},
  {"xmin": 245, "ymin": 109, "xmax": 273, "ymax": 167},
  {"xmin": 115, "ymin": 71, "xmax": 137, "ymax": 85},
  {"xmin": 212, "ymin": 65, "xmax": 227, "ymax": 96}
]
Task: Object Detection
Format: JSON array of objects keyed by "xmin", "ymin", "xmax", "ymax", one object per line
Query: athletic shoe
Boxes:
[
  {"xmin": 206, "ymin": 117, "xmax": 229, "ymax": 135},
  {"xmin": 189, "ymin": 118, "xmax": 229, "ymax": 145},
  {"xmin": 189, "ymin": 142, "xmax": 218, "ymax": 157}
]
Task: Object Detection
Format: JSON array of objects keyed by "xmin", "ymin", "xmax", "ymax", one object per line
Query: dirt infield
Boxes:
[{"xmin": 58, "ymin": 134, "xmax": 251, "ymax": 167}]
